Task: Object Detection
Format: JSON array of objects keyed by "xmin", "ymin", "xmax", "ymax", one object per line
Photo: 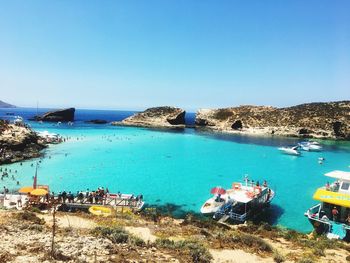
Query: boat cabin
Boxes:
[{"xmin": 305, "ymin": 170, "xmax": 350, "ymax": 240}]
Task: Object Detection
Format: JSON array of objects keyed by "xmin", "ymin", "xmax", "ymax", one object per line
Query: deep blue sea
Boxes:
[{"xmin": 1, "ymin": 107, "xmax": 350, "ymax": 232}]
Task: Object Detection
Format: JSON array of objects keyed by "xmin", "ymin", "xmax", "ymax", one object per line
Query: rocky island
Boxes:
[
  {"xmin": 112, "ymin": 106, "xmax": 186, "ymax": 129},
  {"xmin": 0, "ymin": 120, "xmax": 46, "ymax": 164},
  {"xmin": 195, "ymin": 101, "xmax": 350, "ymax": 140},
  {"xmin": 31, "ymin": 108, "xmax": 75, "ymax": 122}
]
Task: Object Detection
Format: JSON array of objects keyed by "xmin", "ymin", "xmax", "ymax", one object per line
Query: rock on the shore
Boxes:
[
  {"xmin": 32, "ymin": 108, "xmax": 75, "ymax": 122},
  {"xmin": 112, "ymin": 106, "xmax": 186, "ymax": 128},
  {"xmin": 195, "ymin": 101, "xmax": 350, "ymax": 139},
  {"xmin": 0, "ymin": 122, "xmax": 46, "ymax": 164}
]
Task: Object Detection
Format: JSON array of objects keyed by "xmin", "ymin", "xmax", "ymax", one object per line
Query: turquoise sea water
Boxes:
[{"xmin": 1, "ymin": 108, "xmax": 350, "ymax": 232}]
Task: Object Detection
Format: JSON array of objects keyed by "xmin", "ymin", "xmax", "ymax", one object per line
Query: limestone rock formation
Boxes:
[
  {"xmin": 112, "ymin": 106, "xmax": 186, "ymax": 128},
  {"xmin": 32, "ymin": 108, "xmax": 75, "ymax": 122},
  {"xmin": 0, "ymin": 121, "xmax": 46, "ymax": 164},
  {"xmin": 195, "ymin": 101, "xmax": 350, "ymax": 139}
]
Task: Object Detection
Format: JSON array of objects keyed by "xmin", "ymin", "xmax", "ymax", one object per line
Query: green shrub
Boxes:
[
  {"xmin": 28, "ymin": 224, "xmax": 44, "ymax": 232},
  {"xmin": 155, "ymin": 238, "xmax": 212, "ymax": 263},
  {"xmin": 297, "ymin": 257, "xmax": 314, "ymax": 263},
  {"xmin": 129, "ymin": 236, "xmax": 146, "ymax": 247},
  {"xmin": 239, "ymin": 233, "xmax": 272, "ymax": 252},
  {"xmin": 92, "ymin": 226, "xmax": 129, "ymax": 244},
  {"xmin": 16, "ymin": 211, "xmax": 45, "ymax": 225},
  {"xmin": 273, "ymin": 250, "xmax": 285, "ymax": 263}
]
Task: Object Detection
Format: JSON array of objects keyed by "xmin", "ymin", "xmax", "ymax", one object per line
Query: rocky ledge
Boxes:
[
  {"xmin": 195, "ymin": 101, "xmax": 350, "ymax": 140},
  {"xmin": 112, "ymin": 106, "xmax": 186, "ymax": 128},
  {"xmin": 31, "ymin": 108, "xmax": 75, "ymax": 122},
  {"xmin": 0, "ymin": 121, "xmax": 46, "ymax": 164}
]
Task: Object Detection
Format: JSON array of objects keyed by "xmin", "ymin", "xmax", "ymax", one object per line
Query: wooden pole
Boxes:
[{"xmin": 51, "ymin": 201, "xmax": 57, "ymax": 258}]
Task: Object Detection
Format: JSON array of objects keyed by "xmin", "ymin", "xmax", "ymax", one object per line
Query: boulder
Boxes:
[
  {"xmin": 32, "ymin": 108, "xmax": 75, "ymax": 122},
  {"xmin": 112, "ymin": 106, "xmax": 186, "ymax": 128}
]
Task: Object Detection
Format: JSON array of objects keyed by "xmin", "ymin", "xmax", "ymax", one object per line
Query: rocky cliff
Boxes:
[
  {"xmin": 0, "ymin": 121, "xmax": 46, "ymax": 164},
  {"xmin": 112, "ymin": 106, "xmax": 186, "ymax": 128},
  {"xmin": 32, "ymin": 108, "xmax": 75, "ymax": 122},
  {"xmin": 195, "ymin": 101, "xmax": 350, "ymax": 139}
]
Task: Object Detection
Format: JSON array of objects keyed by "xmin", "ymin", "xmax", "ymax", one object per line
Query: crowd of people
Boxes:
[
  {"xmin": 55, "ymin": 187, "xmax": 110, "ymax": 204},
  {"xmin": 53, "ymin": 187, "xmax": 143, "ymax": 205}
]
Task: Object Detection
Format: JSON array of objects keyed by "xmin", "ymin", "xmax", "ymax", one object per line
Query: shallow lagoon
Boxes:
[{"xmin": 1, "ymin": 108, "xmax": 350, "ymax": 232}]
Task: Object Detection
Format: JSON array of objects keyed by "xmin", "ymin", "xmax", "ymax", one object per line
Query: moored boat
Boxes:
[
  {"xmin": 213, "ymin": 179, "xmax": 275, "ymax": 223},
  {"xmin": 305, "ymin": 170, "xmax": 350, "ymax": 240},
  {"xmin": 298, "ymin": 141, "xmax": 322, "ymax": 151},
  {"xmin": 200, "ymin": 186, "xmax": 228, "ymax": 215},
  {"xmin": 201, "ymin": 177, "xmax": 275, "ymax": 223},
  {"xmin": 278, "ymin": 146, "xmax": 300, "ymax": 156}
]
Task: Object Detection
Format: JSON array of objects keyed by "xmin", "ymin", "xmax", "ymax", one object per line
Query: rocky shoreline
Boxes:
[
  {"xmin": 112, "ymin": 101, "xmax": 350, "ymax": 140},
  {"xmin": 195, "ymin": 101, "xmax": 350, "ymax": 140},
  {"xmin": 0, "ymin": 121, "xmax": 46, "ymax": 165}
]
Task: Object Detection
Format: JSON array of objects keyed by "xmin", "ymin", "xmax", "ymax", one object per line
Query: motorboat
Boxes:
[
  {"xmin": 200, "ymin": 186, "xmax": 227, "ymax": 215},
  {"xmin": 298, "ymin": 141, "xmax": 322, "ymax": 151},
  {"xmin": 13, "ymin": 116, "xmax": 24, "ymax": 125},
  {"xmin": 304, "ymin": 170, "xmax": 350, "ymax": 240},
  {"xmin": 213, "ymin": 179, "xmax": 275, "ymax": 223},
  {"xmin": 278, "ymin": 146, "xmax": 300, "ymax": 156}
]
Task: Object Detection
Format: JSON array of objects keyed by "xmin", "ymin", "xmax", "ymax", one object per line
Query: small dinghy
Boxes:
[
  {"xmin": 200, "ymin": 187, "xmax": 227, "ymax": 215},
  {"xmin": 89, "ymin": 206, "xmax": 112, "ymax": 217}
]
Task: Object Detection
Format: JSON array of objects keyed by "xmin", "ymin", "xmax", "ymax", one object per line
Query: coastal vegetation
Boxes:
[{"xmin": 1, "ymin": 208, "xmax": 349, "ymax": 262}]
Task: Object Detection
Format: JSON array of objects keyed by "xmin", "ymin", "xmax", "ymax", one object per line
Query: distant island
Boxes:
[
  {"xmin": 196, "ymin": 101, "xmax": 350, "ymax": 140},
  {"xmin": 0, "ymin": 100, "xmax": 16, "ymax": 108},
  {"xmin": 113, "ymin": 101, "xmax": 350, "ymax": 140}
]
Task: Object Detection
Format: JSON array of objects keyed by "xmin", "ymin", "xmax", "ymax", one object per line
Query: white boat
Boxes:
[
  {"xmin": 201, "ymin": 179, "xmax": 275, "ymax": 223},
  {"xmin": 200, "ymin": 187, "xmax": 227, "ymax": 215},
  {"xmin": 305, "ymin": 170, "xmax": 350, "ymax": 240},
  {"xmin": 13, "ymin": 116, "xmax": 24, "ymax": 124},
  {"xmin": 213, "ymin": 179, "xmax": 275, "ymax": 223},
  {"xmin": 201, "ymin": 196, "xmax": 227, "ymax": 215},
  {"xmin": 278, "ymin": 146, "xmax": 300, "ymax": 156},
  {"xmin": 298, "ymin": 141, "xmax": 322, "ymax": 151}
]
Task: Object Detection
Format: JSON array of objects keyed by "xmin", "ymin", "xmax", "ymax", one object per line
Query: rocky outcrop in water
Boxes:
[
  {"xmin": 195, "ymin": 101, "xmax": 350, "ymax": 139},
  {"xmin": 0, "ymin": 100, "xmax": 16, "ymax": 108},
  {"xmin": 85, "ymin": 119, "xmax": 108, "ymax": 124},
  {"xmin": 112, "ymin": 106, "xmax": 186, "ymax": 128},
  {"xmin": 31, "ymin": 108, "xmax": 75, "ymax": 122},
  {"xmin": 0, "ymin": 121, "xmax": 46, "ymax": 164}
]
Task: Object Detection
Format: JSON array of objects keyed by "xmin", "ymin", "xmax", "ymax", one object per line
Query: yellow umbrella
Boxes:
[
  {"xmin": 30, "ymin": 188, "xmax": 48, "ymax": 196},
  {"xmin": 18, "ymin": 186, "xmax": 34, "ymax": 194}
]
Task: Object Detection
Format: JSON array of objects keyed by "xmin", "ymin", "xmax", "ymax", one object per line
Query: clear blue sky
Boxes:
[{"xmin": 0, "ymin": 0, "xmax": 349, "ymax": 110}]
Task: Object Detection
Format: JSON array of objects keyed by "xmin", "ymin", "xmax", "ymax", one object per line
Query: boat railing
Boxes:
[
  {"xmin": 320, "ymin": 185, "xmax": 340, "ymax": 193},
  {"xmin": 229, "ymin": 211, "xmax": 247, "ymax": 222},
  {"xmin": 306, "ymin": 203, "xmax": 321, "ymax": 216}
]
